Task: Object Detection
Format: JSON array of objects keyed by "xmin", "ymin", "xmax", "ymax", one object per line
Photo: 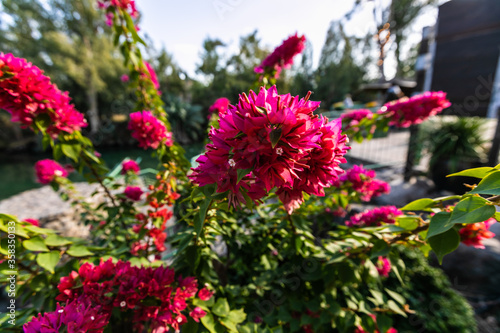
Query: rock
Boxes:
[{"xmin": 0, "ymin": 183, "xmax": 100, "ymax": 237}]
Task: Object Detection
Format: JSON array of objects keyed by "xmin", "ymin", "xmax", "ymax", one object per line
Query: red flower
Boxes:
[
  {"xmin": 347, "ymin": 206, "xmax": 403, "ymax": 227},
  {"xmin": 198, "ymin": 287, "xmax": 214, "ymax": 301},
  {"xmin": 376, "ymin": 256, "xmax": 391, "ymax": 277},
  {"xmin": 255, "ymin": 33, "xmax": 306, "ymax": 78},
  {"xmin": 144, "ymin": 62, "xmax": 160, "ymax": 90},
  {"xmin": 0, "ymin": 53, "xmax": 87, "ymax": 137},
  {"xmin": 23, "ymin": 218, "xmax": 40, "ymax": 226},
  {"xmin": 124, "ymin": 186, "xmax": 143, "ymax": 201},
  {"xmin": 121, "ymin": 159, "xmax": 140, "ymax": 174},
  {"xmin": 190, "ymin": 86, "xmax": 348, "ymax": 212},
  {"xmin": 341, "ymin": 109, "xmax": 374, "ymax": 130},
  {"xmin": 459, "ymin": 218, "xmax": 496, "ymax": 249},
  {"xmin": 378, "ymin": 91, "xmax": 451, "ymax": 128},
  {"xmin": 208, "ymin": 97, "xmax": 230, "ymax": 115},
  {"xmin": 34, "ymin": 159, "xmax": 69, "ymax": 184},
  {"xmin": 336, "ymin": 165, "xmax": 390, "ymax": 201},
  {"xmin": 189, "ymin": 307, "xmax": 207, "ymax": 322},
  {"xmin": 128, "ymin": 111, "xmax": 172, "ymax": 149}
]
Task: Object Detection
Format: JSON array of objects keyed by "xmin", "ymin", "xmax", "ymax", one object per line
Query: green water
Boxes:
[{"xmin": 0, "ymin": 143, "xmax": 204, "ymax": 200}]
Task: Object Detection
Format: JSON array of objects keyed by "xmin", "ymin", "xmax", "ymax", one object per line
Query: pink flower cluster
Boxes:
[
  {"xmin": 346, "ymin": 206, "xmax": 403, "ymax": 227},
  {"xmin": 254, "ymin": 33, "xmax": 306, "ymax": 78},
  {"xmin": 376, "ymin": 256, "xmax": 392, "ymax": 277},
  {"xmin": 208, "ymin": 97, "xmax": 230, "ymax": 116},
  {"xmin": 336, "ymin": 165, "xmax": 390, "ymax": 201},
  {"xmin": 34, "ymin": 159, "xmax": 69, "ymax": 185},
  {"xmin": 128, "ymin": 111, "xmax": 173, "ymax": 149},
  {"xmin": 24, "ymin": 296, "xmax": 109, "ymax": 333},
  {"xmin": 0, "ymin": 53, "xmax": 87, "ymax": 137},
  {"xmin": 378, "ymin": 91, "xmax": 451, "ymax": 128},
  {"xmin": 144, "ymin": 61, "xmax": 160, "ymax": 90},
  {"xmin": 459, "ymin": 218, "xmax": 496, "ymax": 249},
  {"xmin": 190, "ymin": 86, "xmax": 349, "ymax": 213},
  {"xmin": 29, "ymin": 259, "xmax": 213, "ymax": 333},
  {"xmin": 121, "ymin": 159, "xmax": 140, "ymax": 174},
  {"xmin": 97, "ymin": 0, "xmax": 138, "ymax": 24},
  {"xmin": 340, "ymin": 109, "xmax": 373, "ymax": 130}
]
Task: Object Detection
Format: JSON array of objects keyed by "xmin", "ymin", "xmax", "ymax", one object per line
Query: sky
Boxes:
[{"xmin": 137, "ymin": 0, "xmax": 440, "ymax": 80}]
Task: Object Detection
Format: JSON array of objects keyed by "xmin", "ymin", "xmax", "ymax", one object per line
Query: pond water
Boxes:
[{"xmin": 0, "ymin": 143, "xmax": 204, "ymax": 200}]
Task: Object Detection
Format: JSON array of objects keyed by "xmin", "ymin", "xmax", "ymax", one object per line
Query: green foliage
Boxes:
[{"xmin": 386, "ymin": 247, "xmax": 476, "ymax": 333}]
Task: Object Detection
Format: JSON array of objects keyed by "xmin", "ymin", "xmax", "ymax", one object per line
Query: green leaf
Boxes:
[
  {"xmin": 387, "ymin": 300, "xmax": 407, "ymax": 317},
  {"xmin": 212, "ymin": 298, "xmax": 230, "ymax": 317},
  {"xmin": 361, "ymin": 314, "xmax": 376, "ymax": 333},
  {"xmin": 370, "ymin": 239, "xmax": 389, "ymax": 259},
  {"xmin": 61, "ymin": 141, "xmax": 81, "ymax": 162},
  {"xmin": 376, "ymin": 314, "xmax": 393, "ymax": 333},
  {"xmin": 449, "ymin": 196, "xmax": 495, "ymax": 225},
  {"xmin": 270, "ymin": 127, "xmax": 282, "ymax": 148},
  {"xmin": 45, "ymin": 234, "xmax": 73, "ymax": 247},
  {"xmin": 384, "ymin": 288, "xmax": 405, "ymax": 305},
  {"xmin": 36, "ymin": 251, "xmax": 60, "ymax": 273},
  {"xmin": 66, "ymin": 245, "xmax": 94, "ymax": 257},
  {"xmin": 227, "ymin": 308, "xmax": 246, "ymax": 324},
  {"xmin": 236, "ymin": 168, "xmax": 252, "ymax": 184},
  {"xmin": 194, "ymin": 198, "xmax": 211, "ymax": 237},
  {"xmin": 400, "ymin": 198, "xmax": 435, "ymax": 211},
  {"xmin": 447, "ymin": 167, "xmax": 494, "ymax": 178},
  {"xmin": 200, "ymin": 313, "xmax": 220, "ymax": 333},
  {"xmin": 23, "ymin": 237, "xmax": 49, "ymax": 252},
  {"xmin": 426, "ymin": 212, "xmax": 453, "ymax": 239},
  {"xmin": 29, "ymin": 274, "xmax": 49, "ymax": 292},
  {"xmin": 220, "ymin": 317, "xmax": 238, "ymax": 332},
  {"xmin": 428, "ymin": 228, "xmax": 460, "ymax": 264},
  {"xmin": 396, "ymin": 216, "xmax": 419, "ymax": 230},
  {"xmin": 470, "ymin": 170, "xmax": 500, "ymax": 195}
]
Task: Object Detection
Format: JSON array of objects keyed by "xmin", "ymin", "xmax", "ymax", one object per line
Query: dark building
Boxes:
[{"xmin": 416, "ymin": 0, "xmax": 500, "ymax": 118}]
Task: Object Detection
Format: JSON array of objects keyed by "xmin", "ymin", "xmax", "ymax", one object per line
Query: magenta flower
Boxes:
[
  {"xmin": 0, "ymin": 53, "xmax": 87, "ymax": 137},
  {"xmin": 190, "ymin": 86, "xmax": 348, "ymax": 212},
  {"xmin": 124, "ymin": 186, "xmax": 143, "ymax": 201},
  {"xmin": 336, "ymin": 165, "xmax": 390, "ymax": 201},
  {"xmin": 23, "ymin": 297, "xmax": 109, "ymax": 333},
  {"xmin": 34, "ymin": 159, "xmax": 69, "ymax": 184},
  {"xmin": 255, "ymin": 33, "xmax": 306, "ymax": 78},
  {"xmin": 23, "ymin": 218, "xmax": 40, "ymax": 226},
  {"xmin": 340, "ymin": 109, "xmax": 373, "ymax": 130},
  {"xmin": 144, "ymin": 61, "xmax": 160, "ymax": 90},
  {"xmin": 121, "ymin": 159, "xmax": 140, "ymax": 174},
  {"xmin": 97, "ymin": 0, "xmax": 138, "ymax": 19},
  {"xmin": 46, "ymin": 259, "xmax": 207, "ymax": 333},
  {"xmin": 127, "ymin": 111, "xmax": 172, "ymax": 149},
  {"xmin": 208, "ymin": 97, "xmax": 230, "ymax": 115},
  {"xmin": 189, "ymin": 307, "xmax": 207, "ymax": 322},
  {"xmin": 198, "ymin": 287, "xmax": 214, "ymax": 301},
  {"xmin": 378, "ymin": 91, "xmax": 451, "ymax": 128},
  {"xmin": 120, "ymin": 74, "xmax": 129, "ymax": 82},
  {"xmin": 376, "ymin": 256, "xmax": 391, "ymax": 277},
  {"xmin": 346, "ymin": 206, "xmax": 403, "ymax": 227}
]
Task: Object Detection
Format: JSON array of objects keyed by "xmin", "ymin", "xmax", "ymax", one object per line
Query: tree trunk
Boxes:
[{"xmin": 86, "ymin": 79, "xmax": 100, "ymax": 134}]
